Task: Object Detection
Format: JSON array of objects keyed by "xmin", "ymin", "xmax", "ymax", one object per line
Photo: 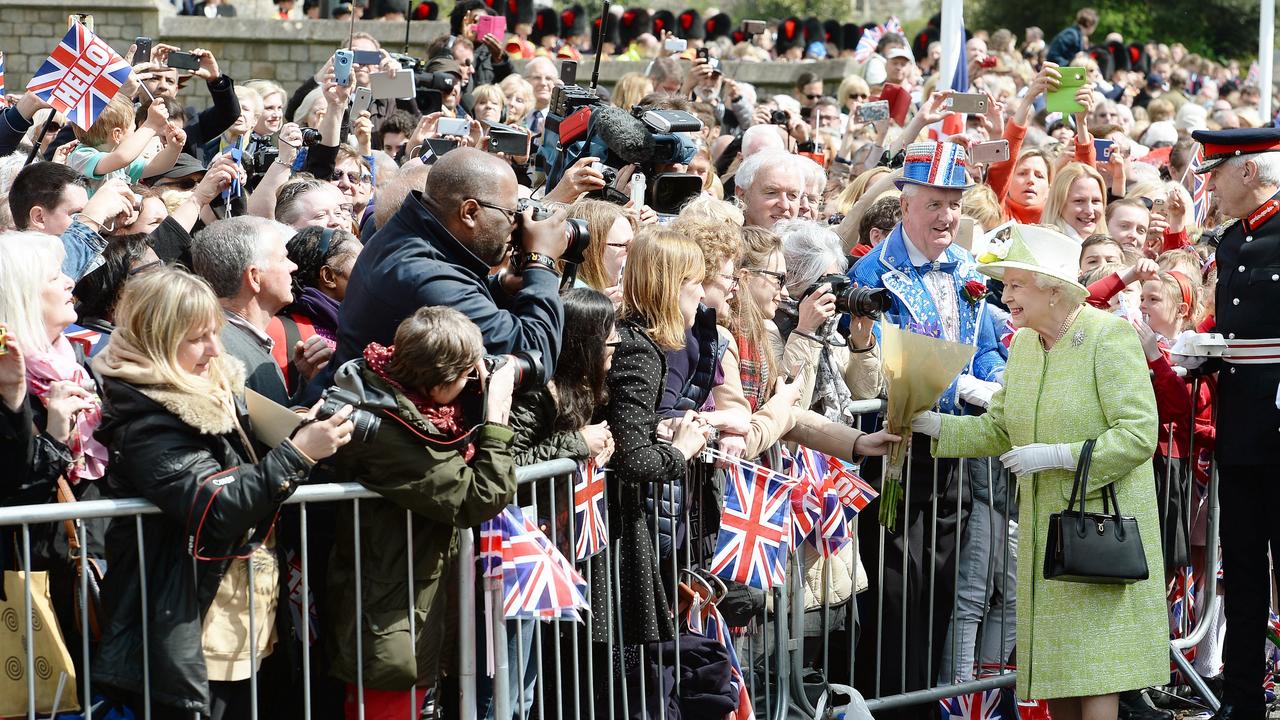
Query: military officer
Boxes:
[{"xmin": 1193, "ymin": 127, "xmax": 1280, "ymax": 720}]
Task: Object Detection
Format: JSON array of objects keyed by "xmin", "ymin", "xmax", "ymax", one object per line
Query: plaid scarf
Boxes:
[{"xmin": 736, "ymin": 335, "xmax": 769, "ymax": 412}]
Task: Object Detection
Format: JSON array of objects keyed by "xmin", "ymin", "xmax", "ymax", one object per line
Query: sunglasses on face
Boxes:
[{"xmin": 330, "ymin": 169, "xmax": 371, "ymax": 184}]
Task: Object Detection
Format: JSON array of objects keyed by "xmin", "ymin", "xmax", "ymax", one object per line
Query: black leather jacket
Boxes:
[{"xmin": 92, "ymin": 378, "xmax": 312, "ymax": 714}]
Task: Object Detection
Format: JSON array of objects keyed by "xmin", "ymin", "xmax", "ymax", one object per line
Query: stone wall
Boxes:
[{"xmin": 0, "ymin": 0, "xmax": 862, "ymax": 113}]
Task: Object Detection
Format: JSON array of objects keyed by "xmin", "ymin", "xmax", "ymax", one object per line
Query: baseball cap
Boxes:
[{"xmin": 885, "ymin": 47, "xmax": 914, "ymax": 62}]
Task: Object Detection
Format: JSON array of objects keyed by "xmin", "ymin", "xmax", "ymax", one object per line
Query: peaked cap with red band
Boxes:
[{"xmin": 1192, "ymin": 128, "xmax": 1280, "ymax": 173}]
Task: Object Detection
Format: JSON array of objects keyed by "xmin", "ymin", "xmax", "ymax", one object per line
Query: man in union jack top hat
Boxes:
[{"xmin": 848, "ymin": 140, "xmax": 1007, "ymax": 714}]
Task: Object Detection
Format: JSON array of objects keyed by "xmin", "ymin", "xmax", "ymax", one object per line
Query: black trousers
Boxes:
[
  {"xmin": 1218, "ymin": 463, "xmax": 1280, "ymax": 715},
  {"xmin": 855, "ymin": 440, "xmax": 967, "ymax": 720}
]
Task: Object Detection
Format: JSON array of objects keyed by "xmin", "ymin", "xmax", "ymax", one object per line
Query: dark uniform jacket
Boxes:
[{"xmin": 1214, "ymin": 189, "xmax": 1280, "ymax": 464}]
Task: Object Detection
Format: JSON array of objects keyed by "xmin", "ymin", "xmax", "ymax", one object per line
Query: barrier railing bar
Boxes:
[
  {"xmin": 456, "ymin": 527, "xmax": 478, "ymax": 719},
  {"xmin": 300, "ymin": 502, "xmax": 313, "ymax": 720},
  {"xmin": 865, "ymin": 671, "xmax": 1016, "ymax": 712},
  {"xmin": 0, "ymin": 461, "xmax": 582, "ymax": 528}
]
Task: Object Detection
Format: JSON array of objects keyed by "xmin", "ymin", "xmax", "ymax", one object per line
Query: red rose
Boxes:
[{"xmin": 963, "ymin": 280, "xmax": 987, "ymax": 303}]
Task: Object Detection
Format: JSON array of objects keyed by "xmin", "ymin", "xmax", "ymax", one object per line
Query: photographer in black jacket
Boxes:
[{"xmin": 319, "ymin": 147, "xmax": 568, "ymax": 398}]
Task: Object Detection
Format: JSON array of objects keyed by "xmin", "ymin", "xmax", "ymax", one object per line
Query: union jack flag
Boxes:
[
  {"xmin": 572, "ymin": 459, "xmax": 607, "ymax": 560},
  {"xmin": 498, "ymin": 506, "xmax": 590, "ymax": 620},
  {"xmin": 478, "ymin": 512, "xmax": 505, "ymax": 579},
  {"xmin": 26, "ymin": 24, "xmax": 131, "ymax": 131},
  {"xmin": 854, "ymin": 17, "xmax": 905, "ymax": 64},
  {"xmin": 710, "ymin": 461, "xmax": 793, "ymax": 589},
  {"xmin": 940, "ymin": 689, "xmax": 1004, "ymax": 719},
  {"xmin": 829, "ymin": 458, "xmax": 879, "ymax": 513},
  {"xmin": 787, "ymin": 447, "xmax": 827, "ymax": 547},
  {"xmin": 0, "ymin": 52, "xmax": 6, "ymax": 96},
  {"xmin": 1191, "ymin": 144, "xmax": 1210, "ymax": 227},
  {"xmin": 853, "ymin": 25, "xmax": 884, "ymax": 63},
  {"xmin": 685, "ymin": 593, "xmax": 754, "ymax": 718},
  {"xmin": 1168, "ymin": 564, "xmax": 1198, "ymax": 674}
]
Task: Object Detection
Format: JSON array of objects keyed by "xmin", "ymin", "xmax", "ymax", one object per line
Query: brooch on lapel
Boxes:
[{"xmin": 1072, "ymin": 330, "xmax": 1085, "ymax": 347}]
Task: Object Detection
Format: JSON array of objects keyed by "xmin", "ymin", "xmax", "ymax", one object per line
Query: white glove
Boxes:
[
  {"xmin": 956, "ymin": 374, "xmax": 1002, "ymax": 409},
  {"xmin": 910, "ymin": 411, "xmax": 942, "ymax": 438},
  {"xmin": 998, "ymin": 443, "xmax": 1074, "ymax": 476}
]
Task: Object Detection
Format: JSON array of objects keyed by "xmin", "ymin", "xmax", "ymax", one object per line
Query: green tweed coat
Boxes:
[{"xmin": 934, "ymin": 306, "xmax": 1168, "ymax": 700}]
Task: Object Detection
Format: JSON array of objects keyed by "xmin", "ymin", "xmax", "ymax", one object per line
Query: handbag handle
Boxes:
[
  {"xmin": 1065, "ymin": 439, "xmax": 1095, "ymax": 514},
  {"xmin": 1066, "ymin": 440, "xmax": 1129, "ymax": 541}
]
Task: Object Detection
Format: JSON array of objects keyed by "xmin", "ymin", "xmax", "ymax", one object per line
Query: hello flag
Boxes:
[{"xmin": 26, "ymin": 24, "xmax": 131, "ymax": 130}]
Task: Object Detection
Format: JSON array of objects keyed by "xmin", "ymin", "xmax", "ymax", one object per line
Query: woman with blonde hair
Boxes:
[
  {"xmin": 677, "ymin": 194, "xmax": 744, "ymax": 225},
  {"xmin": 568, "ymin": 199, "xmax": 635, "ymax": 300},
  {"xmin": 470, "ymin": 83, "xmax": 507, "ymax": 124},
  {"xmin": 92, "ymin": 266, "xmax": 355, "ymax": 718},
  {"xmin": 612, "ymin": 72, "xmax": 655, "ymax": 112},
  {"xmin": 244, "ymin": 79, "xmax": 286, "ymax": 138},
  {"xmin": 987, "ymin": 63, "xmax": 1097, "ymax": 223},
  {"xmin": 1041, "ymin": 161, "xmax": 1108, "ymax": 241},
  {"xmin": 607, "ymin": 228, "xmax": 709, "ymax": 647},
  {"xmin": 499, "ymin": 75, "xmax": 535, "ymax": 125}
]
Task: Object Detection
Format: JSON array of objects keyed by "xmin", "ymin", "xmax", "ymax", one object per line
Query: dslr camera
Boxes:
[
  {"xmin": 801, "ymin": 273, "xmax": 893, "ymax": 318},
  {"xmin": 482, "ymin": 351, "xmax": 546, "ymax": 392},
  {"xmin": 510, "ymin": 198, "xmax": 591, "ymax": 272},
  {"xmin": 312, "ymin": 359, "xmax": 399, "ymax": 443}
]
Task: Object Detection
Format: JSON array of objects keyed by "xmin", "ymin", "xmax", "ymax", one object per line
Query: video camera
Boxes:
[
  {"xmin": 388, "ymin": 52, "xmax": 458, "ymax": 115},
  {"xmin": 534, "ymin": 1, "xmax": 706, "ymax": 214}
]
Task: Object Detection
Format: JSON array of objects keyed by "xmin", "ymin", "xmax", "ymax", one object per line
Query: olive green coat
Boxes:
[
  {"xmin": 326, "ymin": 368, "xmax": 517, "ymax": 690},
  {"xmin": 934, "ymin": 306, "xmax": 1167, "ymax": 700}
]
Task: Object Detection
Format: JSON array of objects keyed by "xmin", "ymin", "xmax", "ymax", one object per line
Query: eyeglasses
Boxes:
[
  {"xmin": 805, "ymin": 93, "xmax": 823, "ymax": 100},
  {"xmin": 849, "ymin": 93, "xmax": 870, "ymax": 101},
  {"xmin": 746, "ymin": 268, "xmax": 786, "ymax": 289},
  {"xmin": 330, "ymin": 169, "xmax": 371, "ymax": 184},
  {"xmin": 605, "ymin": 241, "xmax": 630, "ymax": 249},
  {"xmin": 605, "ymin": 336, "xmax": 622, "ymax": 348},
  {"xmin": 474, "ymin": 199, "xmax": 519, "ymax": 224},
  {"xmin": 715, "ymin": 272, "xmax": 740, "ymax": 290}
]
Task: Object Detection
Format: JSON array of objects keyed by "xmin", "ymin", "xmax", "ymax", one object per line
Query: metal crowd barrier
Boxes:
[{"xmin": 0, "ymin": 386, "xmax": 1222, "ymax": 720}]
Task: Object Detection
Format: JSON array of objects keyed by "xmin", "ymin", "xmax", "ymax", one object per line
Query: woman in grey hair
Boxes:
[{"xmin": 774, "ymin": 219, "xmax": 883, "ymax": 422}]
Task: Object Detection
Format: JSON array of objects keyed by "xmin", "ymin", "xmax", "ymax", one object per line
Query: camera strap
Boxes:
[{"xmin": 375, "ymin": 406, "xmax": 487, "ymax": 453}]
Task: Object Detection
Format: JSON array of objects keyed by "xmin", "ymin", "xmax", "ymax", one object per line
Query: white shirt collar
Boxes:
[{"xmin": 901, "ymin": 227, "xmax": 947, "ymax": 268}]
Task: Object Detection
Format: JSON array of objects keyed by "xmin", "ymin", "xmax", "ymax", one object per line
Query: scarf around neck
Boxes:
[
  {"xmin": 363, "ymin": 342, "xmax": 474, "ymax": 461},
  {"xmin": 291, "ymin": 286, "xmax": 341, "ymax": 341},
  {"xmin": 92, "ymin": 332, "xmax": 243, "ymax": 436},
  {"xmin": 26, "ymin": 334, "xmax": 107, "ymax": 483}
]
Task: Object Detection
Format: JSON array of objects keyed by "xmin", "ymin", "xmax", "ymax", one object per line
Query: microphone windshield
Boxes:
[{"xmin": 594, "ymin": 105, "xmax": 653, "ymax": 165}]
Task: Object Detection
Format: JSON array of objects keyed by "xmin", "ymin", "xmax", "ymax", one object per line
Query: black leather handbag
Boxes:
[{"xmin": 1044, "ymin": 439, "xmax": 1149, "ymax": 584}]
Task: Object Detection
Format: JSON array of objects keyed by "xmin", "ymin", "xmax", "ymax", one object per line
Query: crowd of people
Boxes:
[{"xmin": 1, "ymin": 3, "xmax": 1278, "ymax": 720}]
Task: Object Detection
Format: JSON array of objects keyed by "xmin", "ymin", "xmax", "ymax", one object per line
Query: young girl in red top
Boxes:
[{"xmin": 1135, "ymin": 271, "xmax": 1216, "ymax": 573}]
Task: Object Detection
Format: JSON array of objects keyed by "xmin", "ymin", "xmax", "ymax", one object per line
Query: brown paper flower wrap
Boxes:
[{"xmin": 878, "ymin": 323, "xmax": 976, "ymax": 530}]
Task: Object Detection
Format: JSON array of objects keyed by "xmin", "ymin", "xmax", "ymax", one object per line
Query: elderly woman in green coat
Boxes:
[{"xmin": 912, "ymin": 224, "xmax": 1167, "ymax": 720}]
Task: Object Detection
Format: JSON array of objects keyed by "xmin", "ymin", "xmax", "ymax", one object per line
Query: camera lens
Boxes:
[
  {"xmin": 300, "ymin": 128, "xmax": 322, "ymax": 147},
  {"xmin": 840, "ymin": 286, "xmax": 893, "ymax": 318}
]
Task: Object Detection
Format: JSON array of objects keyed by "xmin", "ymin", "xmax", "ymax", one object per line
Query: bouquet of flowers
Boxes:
[{"xmin": 878, "ymin": 322, "xmax": 976, "ymax": 530}]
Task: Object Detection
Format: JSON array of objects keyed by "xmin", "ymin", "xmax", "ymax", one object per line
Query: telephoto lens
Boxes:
[{"xmin": 482, "ymin": 351, "xmax": 546, "ymax": 392}]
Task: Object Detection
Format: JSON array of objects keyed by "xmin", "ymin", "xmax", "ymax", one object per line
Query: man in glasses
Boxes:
[
  {"xmin": 312, "ymin": 147, "xmax": 570, "ymax": 401},
  {"xmin": 794, "ymin": 71, "xmax": 824, "ymax": 111}
]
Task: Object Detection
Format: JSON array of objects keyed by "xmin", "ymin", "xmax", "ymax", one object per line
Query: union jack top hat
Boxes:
[{"xmin": 895, "ymin": 140, "xmax": 973, "ymax": 191}]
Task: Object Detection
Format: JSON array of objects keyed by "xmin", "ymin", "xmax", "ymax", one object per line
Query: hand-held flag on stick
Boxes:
[
  {"xmin": 572, "ymin": 459, "xmax": 608, "ymax": 560},
  {"xmin": 26, "ymin": 24, "xmax": 131, "ymax": 130},
  {"xmin": 710, "ymin": 461, "xmax": 793, "ymax": 589}
]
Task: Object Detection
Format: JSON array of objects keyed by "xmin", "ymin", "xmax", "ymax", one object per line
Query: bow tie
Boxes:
[{"xmin": 915, "ymin": 259, "xmax": 958, "ymax": 273}]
